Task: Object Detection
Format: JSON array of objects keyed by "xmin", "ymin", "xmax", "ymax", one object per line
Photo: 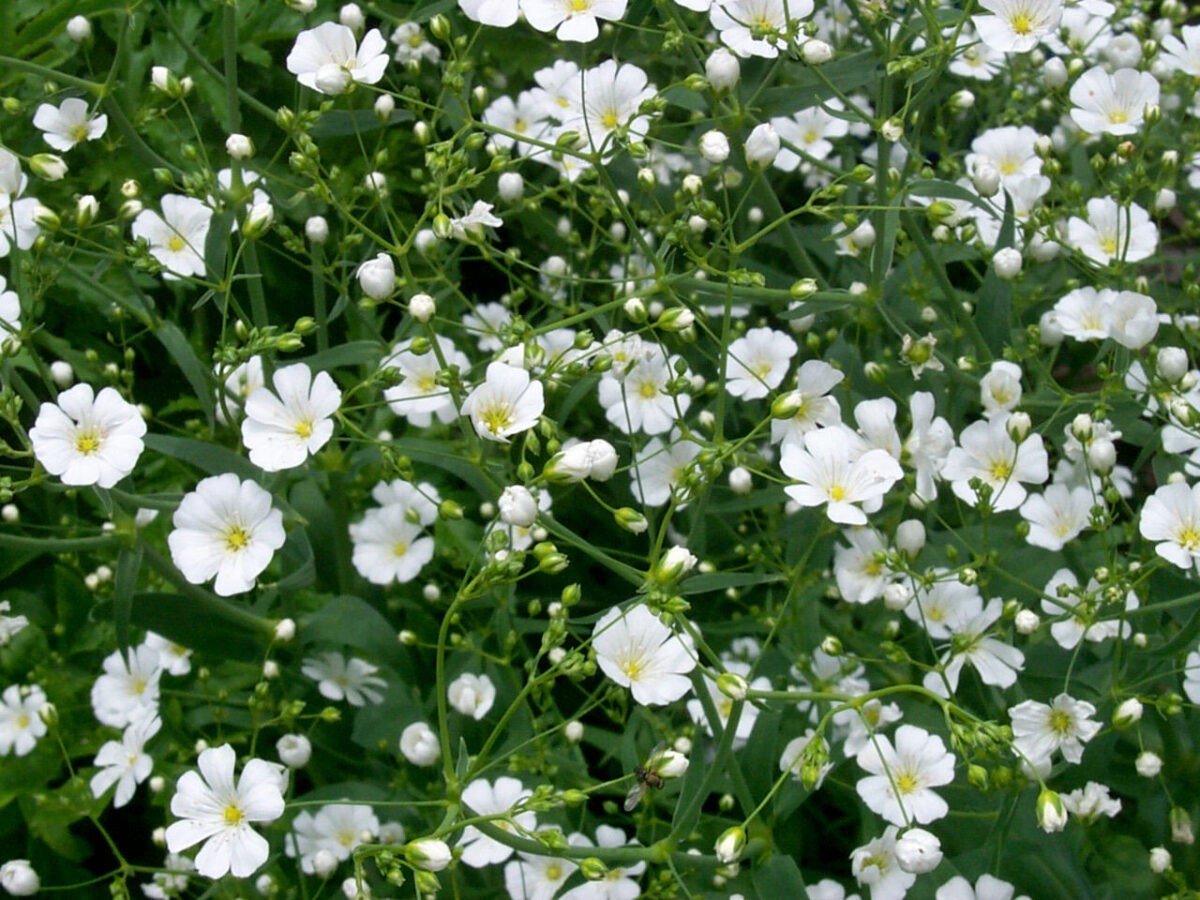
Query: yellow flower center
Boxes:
[
  {"xmin": 638, "ymin": 381, "xmax": 658, "ymax": 399},
  {"xmin": 225, "ymin": 524, "xmax": 251, "ymax": 551},
  {"xmin": 338, "ymin": 831, "xmax": 356, "ymax": 847},
  {"xmin": 804, "ymin": 129, "xmax": 819, "ymax": 145},
  {"xmin": 894, "ymin": 770, "xmax": 920, "ymax": 795},
  {"xmin": 1049, "ymin": 709, "xmax": 1073, "ymax": 735},
  {"xmin": 621, "ymin": 657, "xmax": 643, "ymax": 681},
  {"xmin": 16, "ymin": 713, "xmax": 29, "ymax": 729},
  {"xmin": 480, "ymin": 403, "xmax": 514, "ymax": 435},
  {"xmin": 294, "ymin": 418, "xmax": 314, "ymax": 439},
  {"xmin": 74, "ymin": 429, "xmax": 103, "ymax": 455},
  {"xmin": 829, "ymin": 484, "xmax": 846, "ymax": 501},
  {"xmin": 1178, "ymin": 526, "xmax": 1200, "ymax": 551},
  {"xmin": 1108, "ymin": 110, "xmax": 1128, "ymax": 125},
  {"xmin": 1100, "ymin": 237, "xmax": 1119, "ymax": 256},
  {"xmin": 601, "ymin": 111, "xmax": 620, "ymax": 130},
  {"xmin": 568, "ymin": 0, "xmax": 592, "ymax": 11},
  {"xmin": 990, "ymin": 460, "xmax": 1013, "ymax": 480},
  {"xmin": 132, "ymin": 677, "xmax": 147, "ymax": 696},
  {"xmin": 71, "ymin": 123, "xmax": 91, "ymax": 143},
  {"xmin": 408, "ymin": 34, "xmax": 424, "ymax": 48},
  {"xmin": 223, "ymin": 804, "xmax": 245, "ymax": 826},
  {"xmin": 393, "ymin": 542, "xmax": 409, "ymax": 557},
  {"xmin": 1010, "ymin": 12, "xmax": 1033, "ymax": 35},
  {"xmin": 546, "ymin": 864, "xmax": 563, "ymax": 880},
  {"xmin": 417, "ymin": 374, "xmax": 438, "ymax": 392},
  {"xmin": 166, "ymin": 234, "xmax": 186, "ymax": 253}
]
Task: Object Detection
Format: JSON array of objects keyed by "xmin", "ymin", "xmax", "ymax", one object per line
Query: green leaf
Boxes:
[
  {"xmin": 681, "ymin": 572, "xmax": 785, "ymax": 595},
  {"xmin": 759, "ymin": 53, "xmax": 881, "ymax": 114},
  {"xmin": 296, "ymin": 340, "xmax": 381, "ymax": 372},
  {"xmin": 204, "ymin": 211, "xmax": 233, "ymax": 281},
  {"xmin": 308, "ymin": 109, "xmax": 415, "ymax": 139},
  {"xmin": 907, "ymin": 178, "xmax": 994, "ymax": 215},
  {"xmin": 129, "ymin": 592, "xmax": 268, "ymax": 661},
  {"xmin": 154, "ymin": 322, "xmax": 215, "ymax": 426},
  {"xmin": 300, "ymin": 595, "xmax": 397, "ymax": 660},
  {"xmin": 752, "ymin": 855, "xmax": 807, "ymax": 896},
  {"xmin": 145, "ymin": 433, "xmax": 257, "ymax": 479},
  {"xmin": 114, "ymin": 545, "xmax": 142, "ymax": 653},
  {"xmin": 393, "ymin": 437, "xmax": 496, "ymax": 497}
]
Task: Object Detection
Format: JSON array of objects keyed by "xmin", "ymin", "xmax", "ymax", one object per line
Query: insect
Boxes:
[{"xmin": 624, "ymin": 742, "xmax": 668, "ymax": 812}]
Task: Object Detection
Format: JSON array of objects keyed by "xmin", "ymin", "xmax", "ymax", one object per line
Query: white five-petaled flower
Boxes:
[
  {"xmin": 630, "ymin": 436, "xmax": 703, "ymax": 507},
  {"xmin": 286, "ymin": 22, "xmax": 388, "ymax": 95},
  {"xmin": 1041, "ymin": 568, "xmax": 1136, "ymax": 650},
  {"xmin": 1069, "ymin": 66, "xmax": 1160, "ymax": 137},
  {"xmin": 724, "ymin": 327, "xmax": 798, "ymax": 400},
  {"xmin": 168, "ymin": 474, "xmax": 286, "ymax": 596},
  {"xmin": 592, "ymin": 604, "xmax": 696, "ymax": 706},
  {"xmin": 349, "ymin": 505, "xmax": 436, "ymax": 585},
  {"xmin": 165, "ymin": 743, "xmax": 286, "ymax": 880},
  {"xmin": 564, "ymin": 61, "xmax": 656, "ymax": 155},
  {"xmin": 855, "ymin": 724, "xmax": 957, "ymax": 826},
  {"xmin": 90, "ymin": 715, "xmax": 161, "ymax": 808},
  {"xmin": 1140, "ymin": 481, "xmax": 1200, "ymax": 572},
  {"xmin": 459, "ymin": 777, "xmax": 536, "ymax": 868},
  {"xmin": 0, "ymin": 684, "xmax": 48, "ymax": 757},
  {"xmin": 942, "ymin": 417, "xmax": 1048, "ymax": 511},
  {"xmin": 972, "ymin": 0, "xmax": 1062, "ymax": 54},
  {"xmin": 33, "ymin": 97, "xmax": 107, "ymax": 152},
  {"xmin": 1009, "ymin": 693, "xmax": 1101, "ymax": 767},
  {"xmin": 781, "ymin": 426, "xmax": 904, "ymax": 525},
  {"xmin": 241, "ymin": 363, "xmax": 341, "ymax": 471},
  {"xmin": 131, "ymin": 194, "xmax": 213, "ymax": 280},
  {"xmin": 1067, "ymin": 197, "xmax": 1157, "ymax": 266},
  {"xmin": 302, "ymin": 652, "xmax": 387, "ymax": 706},
  {"xmin": 772, "ymin": 360, "xmax": 845, "ymax": 447},
  {"xmin": 91, "ymin": 645, "xmax": 162, "ymax": 729},
  {"xmin": 383, "ymin": 336, "xmax": 469, "ymax": 427},
  {"xmin": 522, "ymin": 0, "xmax": 628, "ymax": 42},
  {"xmin": 1020, "ymin": 484, "xmax": 1093, "ymax": 551},
  {"xmin": 922, "ymin": 599, "xmax": 1025, "ymax": 698},
  {"xmin": 286, "ymin": 803, "xmax": 380, "ymax": 874},
  {"xmin": 850, "ymin": 827, "xmax": 917, "ymax": 900},
  {"xmin": 461, "ymin": 361, "xmax": 545, "ymax": 443},
  {"xmin": 710, "ymin": 0, "xmax": 816, "ymax": 58},
  {"xmin": 29, "ymin": 383, "xmax": 146, "ymax": 488}
]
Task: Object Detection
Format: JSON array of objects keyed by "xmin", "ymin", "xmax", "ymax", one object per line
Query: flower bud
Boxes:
[
  {"xmin": 243, "ymin": 201, "xmax": 274, "ymax": 239},
  {"xmin": 565, "ymin": 721, "xmax": 584, "ymax": 742},
  {"xmin": 883, "ymin": 582, "xmax": 913, "ymax": 611},
  {"xmin": 1044, "ymin": 57, "xmax": 1068, "ymax": 88},
  {"xmin": 1157, "ymin": 347, "xmax": 1189, "ymax": 382},
  {"xmin": 305, "ymin": 216, "xmax": 329, "ymax": 244},
  {"xmin": 274, "ymin": 618, "xmax": 296, "ymax": 642},
  {"xmin": 895, "ymin": 520, "xmax": 925, "ymax": 557},
  {"xmin": 406, "ymin": 838, "xmax": 452, "ymax": 872},
  {"xmin": 356, "ymin": 253, "xmax": 396, "ymax": 300},
  {"xmin": 315, "ymin": 63, "xmax": 353, "ymax": 95},
  {"xmin": 1150, "ymin": 847, "xmax": 1172, "ymax": 873},
  {"xmin": 400, "ymin": 721, "xmax": 441, "ymax": 766},
  {"xmin": 716, "ymin": 672, "xmax": 748, "ymax": 701},
  {"xmin": 499, "ymin": 485, "xmax": 538, "ymax": 528},
  {"xmin": 1015, "ymin": 609, "xmax": 1040, "ymax": 634},
  {"xmin": 75, "ymin": 194, "xmax": 99, "ymax": 227},
  {"xmin": 1006, "ymin": 411, "xmax": 1032, "ymax": 443},
  {"xmin": 745, "ymin": 122, "xmax": 781, "ymax": 168},
  {"xmin": 277, "ymin": 734, "xmax": 312, "ymax": 768},
  {"xmin": 408, "ymin": 293, "xmax": 436, "ymax": 323},
  {"xmin": 1037, "ymin": 789, "xmax": 1068, "ymax": 833},
  {"xmin": 894, "ymin": 828, "xmax": 942, "ymax": 874},
  {"xmin": 579, "ymin": 858, "xmax": 608, "ymax": 880},
  {"xmin": 226, "ymin": 133, "xmax": 254, "ymax": 159},
  {"xmin": 0, "ymin": 861, "xmax": 39, "ymax": 897},
  {"xmin": 615, "ymin": 507, "xmax": 648, "ymax": 533},
  {"xmin": 49, "ymin": 361, "xmax": 74, "ymax": 388},
  {"xmin": 655, "ymin": 546, "xmax": 697, "ymax": 581},
  {"xmin": 972, "ymin": 161, "xmax": 1001, "ymax": 198},
  {"xmin": 699, "ymin": 130, "xmax": 731, "ymax": 164},
  {"xmin": 728, "ymin": 466, "xmax": 752, "ymax": 495},
  {"xmin": 497, "ymin": 172, "xmax": 524, "ymax": 202},
  {"xmin": 801, "ymin": 38, "xmax": 833, "ymax": 65},
  {"xmin": 654, "ymin": 749, "xmax": 689, "ymax": 779},
  {"xmin": 151, "ymin": 66, "xmax": 181, "ymax": 96},
  {"xmin": 1172, "ymin": 806, "xmax": 1195, "ymax": 844},
  {"xmin": 715, "ymin": 826, "xmax": 746, "ymax": 863},
  {"xmin": 66, "ymin": 16, "xmax": 92, "ymax": 42},
  {"xmin": 1087, "ymin": 439, "xmax": 1116, "ymax": 474},
  {"xmin": 993, "ymin": 247, "xmax": 1022, "ymax": 280},
  {"xmin": 29, "ymin": 154, "xmax": 67, "ymax": 182},
  {"xmin": 657, "ymin": 306, "xmax": 695, "ymax": 332},
  {"xmin": 705, "ymin": 48, "xmax": 740, "ymax": 92}
]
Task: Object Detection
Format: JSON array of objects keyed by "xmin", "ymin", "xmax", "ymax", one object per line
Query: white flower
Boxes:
[
  {"xmin": 287, "ymin": 804, "xmax": 380, "ymax": 874},
  {"xmin": 448, "ymin": 673, "xmax": 497, "ymax": 719},
  {"xmin": 504, "ymin": 852, "xmax": 577, "ymax": 900},
  {"xmin": 165, "ymin": 744, "xmax": 285, "ymax": 879},
  {"xmin": 563, "ymin": 61, "xmax": 656, "ymax": 155},
  {"xmin": 383, "ymin": 335, "xmax": 469, "ymax": 427},
  {"xmin": 973, "ymin": 0, "xmax": 1062, "ymax": 53},
  {"xmin": 302, "ymin": 653, "xmax": 386, "ymax": 706},
  {"xmin": 905, "ymin": 575, "xmax": 984, "ymax": 640},
  {"xmin": 850, "ymin": 827, "xmax": 916, "ymax": 900},
  {"xmin": 1009, "ymin": 693, "xmax": 1101, "ymax": 767},
  {"xmin": 459, "ymin": 777, "xmax": 536, "ymax": 867},
  {"xmin": 90, "ymin": 715, "xmax": 160, "ymax": 808},
  {"xmin": 1067, "ymin": 198, "xmax": 1157, "ymax": 266},
  {"xmin": 592, "ymin": 604, "xmax": 696, "ymax": 706},
  {"xmin": 32, "ymin": 97, "xmax": 107, "ymax": 152},
  {"xmin": 1140, "ymin": 481, "xmax": 1200, "ymax": 572},
  {"xmin": 399, "ymin": 721, "xmax": 440, "ymax": 766},
  {"xmin": 905, "ymin": 391, "xmax": 954, "ymax": 503},
  {"xmin": 745, "ymin": 122, "xmax": 781, "ymax": 167},
  {"xmin": 242, "ymin": 363, "xmax": 341, "ymax": 471},
  {"xmin": 142, "ymin": 631, "xmax": 192, "ymax": 677},
  {"xmin": 936, "ymin": 875, "xmax": 1030, "ymax": 900},
  {"xmin": 29, "ymin": 384, "xmax": 146, "ymax": 488},
  {"xmin": 893, "ymin": 828, "xmax": 942, "ymax": 874},
  {"xmin": 356, "ymin": 253, "xmax": 395, "ymax": 300},
  {"xmin": 771, "ymin": 100, "xmax": 850, "ymax": 170},
  {"xmin": 922, "ymin": 599, "xmax": 1025, "ymax": 698},
  {"xmin": 781, "ymin": 426, "xmax": 903, "ymax": 525},
  {"xmin": 131, "ymin": 195, "xmax": 212, "ymax": 280},
  {"xmin": 0, "ymin": 602, "xmax": 28, "ymax": 647},
  {"xmin": 630, "ymin": 436, "xmax": 702, "ymax": 507},
  {"xmin": 0, "ymin": 685, "xmax": 48, "ymax": 757},
  {"xmin": 522, "ymin": 0, "xmax": 627, "ymax": 42},
  {"xmin": 979, "ymin": 361, "xmax": 1023, "ymax": 418},
  {"xmin": 91, "ymin": 646, "xmax": 162, "ymax": 729},
  {"xmin": 724, "ymin": 327, "xmax": 798, "ymax": 399},
  {"xmin": 0, "ymin": 274, "xmax": 20, "ymax": 346},
  {"xmin": 449, "ymin": 200, "xmax": 502, "ymax": 240},
  {"xmin": 1162, "ymin": 24, "xmax": 1200, "ymax": 77},
  {"xmin": 834, "ymin": 528, "xmax": 895, "ymax": 605},
  {"xmin": 780, "ymin": 730, "xmax": 833, "ymax": 788},
  {"xmin": 499, "ymin": 485, "xmax": 539, "ymax": 528},
  {"xmin": 598, "ymin": 354, "xmax": 691, "ymax": 435},
  {"xmin": 1069, "ymin": 66, "xmax": 1160, "ymax": 136},
  {"xmin": 276, "ymin": 734, "xmax": 312, "ymax": 768},
  {"xmin": 1020, "ymin": 484, "xmax": 1092, "ymax": 551},
  {"xmin": 0, "ymin": 861, "xmax": 38, "ymax": 897},
  {"xmin": 711, "ymin": 0, "xmax": 815, "ymax": 58},
  {"xmin": 560, "ymin": 826, "xmax": 645, "ymax": 898},
  {"xmin": 546, "ymin": 439, "xmax": 618, "ymax": 482},
  {"xmin": 215, "ymin": 356, "xmax": 265, "ymax": 425},
  {"xmin": 462, "ymin": 362, "xmax": 545, "ymax": 443},
  {"xmin": 349, "ymin": 506, "xmax": 436, "ymax": 585},
  {"xmin": 771, "ymin": 360, "xmax": 844, "ymax": 447},
  {"xmin": 942, "ymin": 417, "xmax": 1048, "ymax": 511},
  {"xmin": 168, "ymin": 474, "xmax": 286, "ymax": 596},
  {"xmin": 949, "ymin": 26, "xmax": 1005, "ymax": 80},
  {"xmin": 1063, "ymin": 782, "xmax": 1122, "ymax": 822},
  {"xmin": 687, "ymin": 661, "xmax": 769, "ymax": 746},
  {"xmin": 286, "ymin": 23, "xmax": 388, "ymax": 95},
  {"xmin": 483, "ymin": 93, "xmax": 553, "ymax": 160},
  {"xmin": 391, "ymin": 22, "xmax": 440, "ymax": 64},
  {"xmin": 459, "ymin": 0, "xmax": 521, "ymax": 26},
  {"xmin": 855, "ymin": 725, "xmax": 957, "ymax": 825}
]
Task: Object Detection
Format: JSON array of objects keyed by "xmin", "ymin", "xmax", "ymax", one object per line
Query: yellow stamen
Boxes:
[
  {"xmin": 224, "ymin": 804, "xmax": 245, "ymax": 826},
  {"xmin": 225, "ymin": 525, "xmax": 251, "ymax": 551}
]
